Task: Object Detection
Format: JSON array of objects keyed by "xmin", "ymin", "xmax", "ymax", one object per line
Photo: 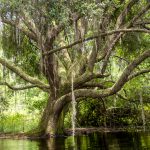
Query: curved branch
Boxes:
[
  {"xmin": 128, "ymin": 69, "xmax": 150, "ymax": 81},
  {"xmin": 101, "ymin": 33, "xmax": 122, "ymax": 74},
  {"xmin": 81, "ymin": 80, "xmax": 116, "ymax": 89},
  {"xmin": 43, "ymin": 28, "xmax": 150, "ymax": 55},
  {"xmin": 0, "ymin": 82, "xmax": 37, "ymax": 91},
  {"xmin": 0, "ymin": 57, "xmax": 50, "ymax": 92},
  {"xmin": 74, "ymin": 72, "xmax": 109, "ymax": 87}
]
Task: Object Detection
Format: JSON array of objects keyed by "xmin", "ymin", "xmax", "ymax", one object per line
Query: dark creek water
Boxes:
[{"xmin": 0, "ymin": 132, "xmax": 150, "ymax": 150}]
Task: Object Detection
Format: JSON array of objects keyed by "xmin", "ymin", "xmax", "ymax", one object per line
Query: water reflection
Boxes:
[
  {"xmin": 0, "ymin": 139, "xmax": 39, "ymax": 150},
  {"xmin": 0, "ymin": 132, "xmax": 150, "ymax": 150},
  {"xmin": 46, "ymin": 132, "xmax": 150, "ymax": 150}
]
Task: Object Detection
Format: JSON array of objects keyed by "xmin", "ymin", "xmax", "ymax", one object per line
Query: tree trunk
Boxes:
[
  {"xmin": 46, "ymin": 112, "xmax": 64, "ymax": 136},
  {"xmin": 38, "ymin": 40, "xmax": 63, "ymax": 136},
  {"xmin": 39, "ymin": 96, "xmax": 65, "ymax": 136}
]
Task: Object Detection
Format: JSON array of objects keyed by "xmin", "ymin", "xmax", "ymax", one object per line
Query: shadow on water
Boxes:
[{"xmin": 1, "ymin": 132, "xmax": 150, "ymax": 150}]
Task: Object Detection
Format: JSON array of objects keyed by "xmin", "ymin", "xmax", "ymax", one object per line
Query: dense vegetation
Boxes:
[{"xmin": 0, "ymin": 0, "xmax": 149, "ymax": 136}]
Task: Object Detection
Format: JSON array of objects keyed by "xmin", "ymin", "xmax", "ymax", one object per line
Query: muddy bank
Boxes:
[{"xmin": 65, "ymin": 127, "xmax": 147, "ymax": 135}]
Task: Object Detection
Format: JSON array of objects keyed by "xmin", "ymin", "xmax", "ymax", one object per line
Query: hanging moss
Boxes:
[{"xmin": 1, "ymin": 25, "xmax": 40, "ymax": 76}]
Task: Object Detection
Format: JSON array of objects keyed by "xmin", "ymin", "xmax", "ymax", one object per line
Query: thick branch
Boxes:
[
  {"xmin": 72, "ymin": 72, "xmax": 109, "ymax": 88},
  {"xmin": 111, "ymin": 50, "xmax": 150, "ymax": 94},
  {"xmin": 0, "ymin": 57, "xmax": 49, "ymax": 92},
  {"xmin": 43, "ymin": 28, "xmax": 150, "ymax": 55},
  {"xmin": 56, "ymin": 50, "xmax": 150, "ymax": 109},
  {"xmin": 61, "ymin": 72, "xmax": 109, "ymax": 94},
  {"xmin": 81, "ymin": 80, "xmax": 115, "ymax": 89}
]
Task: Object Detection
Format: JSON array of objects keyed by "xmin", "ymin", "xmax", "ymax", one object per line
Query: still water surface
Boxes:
[{"xmin": 0, "ymin": 132, "xmax": 150, "ymax": 150}]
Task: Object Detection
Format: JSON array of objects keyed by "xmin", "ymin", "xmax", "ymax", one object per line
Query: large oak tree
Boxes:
[{"xmin": 0, "ymin": 0, "xmax": 150, "ymax": 136}]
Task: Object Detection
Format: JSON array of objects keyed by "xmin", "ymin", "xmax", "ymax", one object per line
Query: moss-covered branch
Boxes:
[
  {"xmin": 0, "ymin": 57, "xmax": 50, "ymax": 92},
  {"xmin": 0, "ymin": 82, "xmax": 38, "ymax": 91},
  {"xmin": 55, "ymin": 50, "xmax": 150, "ymax": 112},
  {"xmin": 128, "ymin": 69, "xmax": 150, "ymax": 80},
  {"xmin": 44, "ymin": 28, "xmax": 150, "ymax": 55}
]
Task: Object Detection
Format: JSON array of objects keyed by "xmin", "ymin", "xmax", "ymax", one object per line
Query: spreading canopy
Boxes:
[{"xmin": 0, "ymin": 0, "xmax": 149, "ymax": 101}]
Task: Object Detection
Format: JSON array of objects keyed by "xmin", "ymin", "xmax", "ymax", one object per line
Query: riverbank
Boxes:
[
  {"xmin": 65, "ymin": 126, "xmax": 147, "ymax": 135},
  {"xmin": 0, "ymin": 132, "xmax": 50, "ymax": 140},
  {"xmin": 0, "ymin": 127, "xmax": 147, "ymax": 139}
]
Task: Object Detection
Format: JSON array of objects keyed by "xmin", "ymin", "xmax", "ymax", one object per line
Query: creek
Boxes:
[{"xmin": 0, "ymin": 131, "xmax": 150, "ymax": 149}]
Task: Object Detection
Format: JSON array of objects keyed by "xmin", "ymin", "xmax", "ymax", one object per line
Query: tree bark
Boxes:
[{"xmin": 39, "ymin": 96, "xmax": 66, "ymax": 136}]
